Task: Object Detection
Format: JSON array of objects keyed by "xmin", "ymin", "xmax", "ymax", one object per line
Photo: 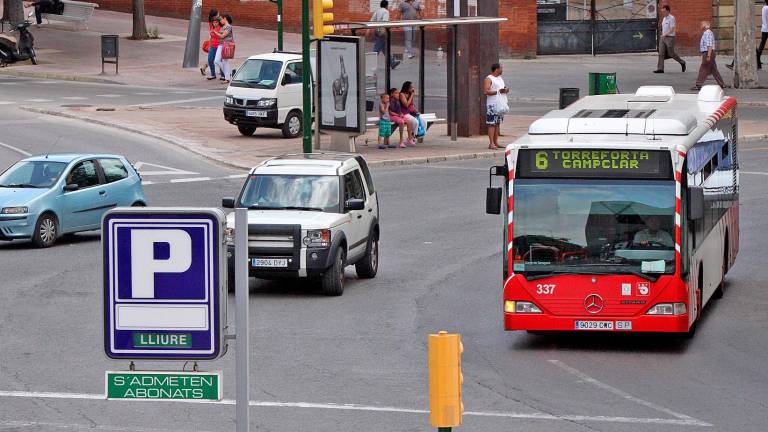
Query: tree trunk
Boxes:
[
  {"xmin": 4, "ymin": 0, "xmax": 25, "ymax": 26},
  {"xmin": 131, "ymin": 0, "xmax": 148, "ymax": 40},
  {"xmin": 734, "ymin": 0, "xmax": 758, "ymax": 88}
]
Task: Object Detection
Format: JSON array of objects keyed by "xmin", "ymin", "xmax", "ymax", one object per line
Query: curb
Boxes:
[
  {"xmin": 21, "ymin": 106, "xmax": 505, "ymax": 170},
  {"xmin": 20, "ymin": 106, "xmax": 250, "ymax": 170},
  {"xmin": 0, "ymin": 69, "xmax": 123, "ymax": 85}
]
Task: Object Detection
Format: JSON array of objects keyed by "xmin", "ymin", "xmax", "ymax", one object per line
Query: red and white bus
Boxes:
[{"xmin": 486, "ymin": 85, "xmax": 738, "ymax": 336}]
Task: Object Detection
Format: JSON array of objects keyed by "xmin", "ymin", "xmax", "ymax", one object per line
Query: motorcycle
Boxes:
[{"xmin": 0, "ymin": 21, "xmax": 37, "ymax": 67}]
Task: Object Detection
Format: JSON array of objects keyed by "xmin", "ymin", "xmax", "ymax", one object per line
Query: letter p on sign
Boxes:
[{"xmin": 130, "ymin": 229, "xmax": 192, "ymax": 298}]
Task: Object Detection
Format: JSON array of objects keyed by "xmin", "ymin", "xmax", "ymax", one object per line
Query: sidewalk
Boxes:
[{"xmin": 21, "ymin": 104, "xmax": 526, "ymax": 169}]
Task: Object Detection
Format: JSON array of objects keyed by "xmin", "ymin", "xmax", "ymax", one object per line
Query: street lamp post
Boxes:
[
  {"xmin": 269, "ymin": 0, "xmax": 284, "ymax": 51},
  {"xmin": 301, "ymin": 0, "xmax": 312, "ymax": 153}
]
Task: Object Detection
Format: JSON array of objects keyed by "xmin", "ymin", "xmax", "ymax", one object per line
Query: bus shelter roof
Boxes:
[{"xmin": 334, "ymin": 16, "xmax": 507, "ymax": 32}]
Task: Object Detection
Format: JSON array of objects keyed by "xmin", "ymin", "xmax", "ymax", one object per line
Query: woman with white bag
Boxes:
[{"xmin": 483, "ymin": 63, "xmax": 509, "ymax": 150}]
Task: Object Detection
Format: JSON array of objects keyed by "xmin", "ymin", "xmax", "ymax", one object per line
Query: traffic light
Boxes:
[
  {"xmin": 428, "ymin": 331, "xmax": 463, "ymax": 428},
  {"xmin": 312, "ymin": 0, "xmax": 334, "ymax": 39}
]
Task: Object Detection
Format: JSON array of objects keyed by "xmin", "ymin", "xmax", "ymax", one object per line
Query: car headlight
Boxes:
[
  {"xmin": 224, "ymin": 227, "xmax": 234, "ymax": 244},
  {"xmin": 1, "ymin": 206, "xmax": 28, "ymax": 214},
  {"xmin": 504, "ymin": 301, "xmax": 542, "ymax": 314},
  {"xmin": 225, "ymin": 96, "xmax": 234, "ymax": 105},
  {"xmin": 257, "ymin": 98, "xmax": 277, "ymax": 108},
  {"xmin": 646, "ymin": 302, "xmax": 687, "ymax": 315},
  {"xmin": 303, "ymin": 229, "xmax": 330, "ymax": 247}
]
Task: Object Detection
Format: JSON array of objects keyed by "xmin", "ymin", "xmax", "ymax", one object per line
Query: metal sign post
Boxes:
[
  {"xmin": 183, "ymin": 0, "xmax": 203, "ymax": 68},
  {"xmin": 235, "ymin": 207, "xmax": 250, "ymax": 431}
]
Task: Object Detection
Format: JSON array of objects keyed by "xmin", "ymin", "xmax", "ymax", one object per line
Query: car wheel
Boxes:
[
  {"xmin": 32, "ymin": 213, "xmax": 57, "ymax": 248},
  {"xmin": 238, "ymin": 125, "xmax": 257, "ymax": 136},
  {"xmin": 355, "ymin": 231, "xmax": 379, "ymax": 279},
  {"xmin": 282, "ymin": 111, "xmax": 302, "ymax": 139},
  {"xmin": 321, "ymin": 248, "xmax": 345, "ymax": 296}
]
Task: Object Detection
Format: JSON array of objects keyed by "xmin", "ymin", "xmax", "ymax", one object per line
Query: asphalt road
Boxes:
[{"xmin": 1, "ymin": 88, "xmax": 768, "ymax": 432}]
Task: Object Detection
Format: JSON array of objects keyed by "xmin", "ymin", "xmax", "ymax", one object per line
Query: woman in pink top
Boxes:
[
  {"xmin": 200, "ymin": 8, "xmax": 224, "ymax": 80},
  {"xmin": 398, "ymin": 81, "xmax": 419, "ymax": 146}
]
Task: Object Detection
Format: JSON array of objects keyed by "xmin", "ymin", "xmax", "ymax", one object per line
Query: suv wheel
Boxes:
[
  {"xmin": 238, "ymin": 125, "xmax": 257, "ymax": 136},
  {"xmin": 32, "ymin": 213, "xmax": 57, "ymax": 248},
  {"xmin": 321, "ymin": 248, "xmax": 345, "ymax": 296},
  {"xmin": 282, "ymin": 111, "xmax": 302, "ymax": 139},
  {"xmin": 355, "ymin": 231, "xmax": 378, "ymax": 278}
]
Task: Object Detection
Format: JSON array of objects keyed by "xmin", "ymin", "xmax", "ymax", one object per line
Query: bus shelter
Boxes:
[{"xmin": 334, "ymin": 17, "xmax": 507, "ymax": 140}]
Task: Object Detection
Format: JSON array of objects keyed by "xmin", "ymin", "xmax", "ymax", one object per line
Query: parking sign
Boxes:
[{"xmin": 103, "ymin": 208, "xmax": 227, "ymax": 360}]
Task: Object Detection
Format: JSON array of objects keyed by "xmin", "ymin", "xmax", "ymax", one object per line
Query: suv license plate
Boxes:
[
  {"xmin": 252, "ymin": 258, "xmax": 288, "ymax": 268},
  {"xmin": 246, "ymin": 110, "xmax": 267, "ymax": 118},
  {"xmin": 575, "ymin": 320, "xmax": 614, "ymax": 331}
]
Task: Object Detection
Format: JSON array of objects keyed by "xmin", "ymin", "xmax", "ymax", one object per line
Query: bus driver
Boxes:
[{"xmin": 633, "ymin": 215, "xmax": 674, "ymax": 247}]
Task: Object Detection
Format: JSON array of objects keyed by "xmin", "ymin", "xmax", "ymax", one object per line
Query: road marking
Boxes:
[
  {"xmin": 96, "ymin": 94, "xmax": 123, "ymax": 98},
  {"xmin": 170, "ymin": 176, "xmax": 212, "ymax": 183},
  {"xmin": 0, "ymin": 389, "xmax": 710, "ymax": 427},
  {"xmin": 0, "ymin": 141, "xmax": 32, "ymax": 156},
  {"xmin": 133, "ymin": 161, "xmax": 198, "ymax": 176},
  {"xmin": 0, "ymin": 420, "xmax": 214, "ymax": 432},
  {"xmin": 0, "ymin": 82, "xmax": 20, "ymax": 85},
  {"xmin": 549, "ymin": 359, "xmax": 705, "ymax": 424},
  {"xmin": 130, "ymin": 96, "xmax": 223, "ymax": 108},
  {"xmin": 169, "ymin": 91, "xmax": 194, "ymax": 94},
  {"xmin": 0, "ymin": 101, "xmax": 14, "ymax": 105},
  {"xmin": 60, "ymin": 96, "xmax": 89, "ymax": 100},
  {"xmin": 133, "ymin": 92, "xmax": 158, "ymax": 96},
  {"xmin": 33, "ymin": 81, "xmax": 58, "ymax": 84},
  {"xmin": 741, "ymin": 171, "xmax": 768, "ymax": 176},
  {"xmin": 24, "ymin": 99, "xmax": 53, "ymax": 103}
]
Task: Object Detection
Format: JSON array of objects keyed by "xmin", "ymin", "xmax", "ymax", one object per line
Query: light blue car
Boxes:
[{"xmin": 0, "ymin": 154, "xmax": 147, "ymax": 247}]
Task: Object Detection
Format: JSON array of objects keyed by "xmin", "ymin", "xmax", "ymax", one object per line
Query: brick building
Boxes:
[{"xmin": 96, "ymin": 0, "xmax": 763, "ymax": 57}]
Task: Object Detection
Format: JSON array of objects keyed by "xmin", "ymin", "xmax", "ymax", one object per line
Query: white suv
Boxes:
[{"xmin": 222, "ymin": 153, "xmax": 379, "ymax": 295}]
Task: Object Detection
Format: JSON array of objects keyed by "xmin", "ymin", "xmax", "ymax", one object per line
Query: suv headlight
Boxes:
[
  {"xmin": 1, "ymin": 206, "xmax": 28, "ymax": 214},
  {"xmin": 646, "ymin": 303, "xmax": 687, "ymax": 315},
  {"xmin": 257, "ymin": 98, "xmax": 277, "ymax": 108},
  {"xmin": 303, "ymin": 229, "xmax": 330, "ymax": 247},
  {"xmin": 225, "ymin": 96, "xmax": 234, "ymax": 105}
]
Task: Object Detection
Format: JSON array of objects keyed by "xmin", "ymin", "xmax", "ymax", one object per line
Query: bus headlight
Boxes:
[
  {"xmin": 646, "ymin": 302, "xmax": 687, "ymax": 315},
  {"xmin": 505, "ymin": 301, "xmax": 542, "ymax": 314}
]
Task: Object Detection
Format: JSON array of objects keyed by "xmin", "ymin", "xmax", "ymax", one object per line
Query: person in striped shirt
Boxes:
[{"xmin": 692, "ymin": 21, "xmax": 725, "ymax": 90}]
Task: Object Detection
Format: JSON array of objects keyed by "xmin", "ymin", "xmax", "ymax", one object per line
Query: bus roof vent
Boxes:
[
  {"xmin": 697, "ymin": 84, "xmax": 724, "ymax": 102},
  {"xmin": 634, "ymin": 86, "xmax": 675, "ymax": 98}
]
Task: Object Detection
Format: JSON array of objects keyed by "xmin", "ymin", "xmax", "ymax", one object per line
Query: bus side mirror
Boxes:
[
  {"xmin": 486, "ymin": 187, "xmax": 502, "ymax": 215},
  {"xmin": 688, "ymin": 187, "xmax": 704, "ymax": 220}
]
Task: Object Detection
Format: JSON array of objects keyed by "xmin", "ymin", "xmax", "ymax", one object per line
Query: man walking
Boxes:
[
  {"xmin": 654, "ymin": 5, "xmax": 686, "ymax": 73},
  {"xmin": 398, "ymin": 0, "xmax": 422, "ymax": 59},
  {"xmin": 692, "ymin": 21, "xmax": 726, "ymax": 90},
  {"xmin": 370, "ymin": 1, "xmax": 400, "ymax": 69}
]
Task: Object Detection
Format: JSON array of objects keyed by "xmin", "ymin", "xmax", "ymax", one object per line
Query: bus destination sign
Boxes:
[{"xmin": 517, "ymin": 149, "xmax": 672, "ymax": 179}]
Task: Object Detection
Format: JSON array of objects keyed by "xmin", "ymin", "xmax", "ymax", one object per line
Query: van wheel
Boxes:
[
  {"xmin": 355, "ymin": 231, "xmax": 378, "ymax": 279},
  {"xmin": 282, "ymin": 111, "xmax": 302, "ymax": 139},
  {"xmin": 32, "ymin": 213, "xmax": 57, "ymax": 248},
  {"xmin": 238, "ymin": 125, "xmax": 257, "ymax": 136},
  {"xmin": 321, "ymin": 248, "xmax": 345, "ymax": 296}
]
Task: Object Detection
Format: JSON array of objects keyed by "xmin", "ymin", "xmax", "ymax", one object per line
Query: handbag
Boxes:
[
  {"xmin": 222, "ymin": 41, "xmax": 236, "ymax": 60},
  {"xmin": 202, "ymin": 40, "xmax": 210, "ymax": 53},
  {"xmin": 415, "ymin": 113, "xmax": 427, "ymax": 138},
  {"xmin": 495, "ymin": 92, "xmax": 510, "ymax": 115}
]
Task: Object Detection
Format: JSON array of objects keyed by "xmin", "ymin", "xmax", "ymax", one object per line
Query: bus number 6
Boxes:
[{"xmin": 536, "ymin": 284, "xmax": 556, "ymax": 295}]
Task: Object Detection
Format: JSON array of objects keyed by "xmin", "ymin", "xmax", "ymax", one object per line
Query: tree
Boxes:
[
  {"xmin": 2, "ymin": 0, "xmax": 25, "ymax": 26},
  {"xmin": 131, "ymin": 0, "xmax": 148, "ymax": 40},
  {"xmin": 734, "ymin": 0, "xmax": 758, "ymax": 88}
]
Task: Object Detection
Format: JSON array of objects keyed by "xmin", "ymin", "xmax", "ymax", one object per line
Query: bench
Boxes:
[
  {"xmin": 40, "ymin": 0, "xmax": 99, "ymax": 30},
  {"xmin": 365, "ymin": 113, "xmax": 446, "ymax": 145}
]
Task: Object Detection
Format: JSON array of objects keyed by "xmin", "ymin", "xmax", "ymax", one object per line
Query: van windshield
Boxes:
[{"xmin": 231, "ymin": 59, "xmax": 282, "ymax": 89}]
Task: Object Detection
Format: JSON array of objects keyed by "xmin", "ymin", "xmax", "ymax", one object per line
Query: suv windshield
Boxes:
[
  {"xmin": 0, "ymin": 160, "xmax": 67, "ymax": 188},
  {"xmin": 231, "ymin": 59, "xmax": 283, "ymax": 89},
  {"xmin": 512, "ymin": 179, "xmax": 676, "ymax": 280},
  {"xmin": 239, "ymin": 175, "xmax": 340, "ymax": 212}
]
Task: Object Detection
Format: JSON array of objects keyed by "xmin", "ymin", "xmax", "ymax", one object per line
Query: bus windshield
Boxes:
[{"xmin": 512, "ymin": 179, "xmax": 676, "ymax": 279}]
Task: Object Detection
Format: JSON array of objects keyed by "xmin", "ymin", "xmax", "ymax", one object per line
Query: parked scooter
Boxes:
[{"xmin": 0, "ymin": 21, "xmax": 37, "ymax": 67}]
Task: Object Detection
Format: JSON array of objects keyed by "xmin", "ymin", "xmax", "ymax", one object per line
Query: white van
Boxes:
[{"xmin": 223, "ymin": 52, "xmax": 310, "ymax": 139}]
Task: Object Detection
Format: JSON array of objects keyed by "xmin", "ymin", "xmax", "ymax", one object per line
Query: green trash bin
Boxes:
[{"xmin": 588, "ymin": 72, "xmax": 617, "ymax": 95}]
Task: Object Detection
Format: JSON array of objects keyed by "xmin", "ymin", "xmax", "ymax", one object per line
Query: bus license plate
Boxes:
[
  {"xmin": 575, "ymin": 320, "xmax": 614, "ymax": 331},
  {"xmin": 252, "ymin": 258, "xmax": 288, "ymax": 268},
  {"xmin": 246, "ymin": 110, "xmax": 267, "ymax": 118}
]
